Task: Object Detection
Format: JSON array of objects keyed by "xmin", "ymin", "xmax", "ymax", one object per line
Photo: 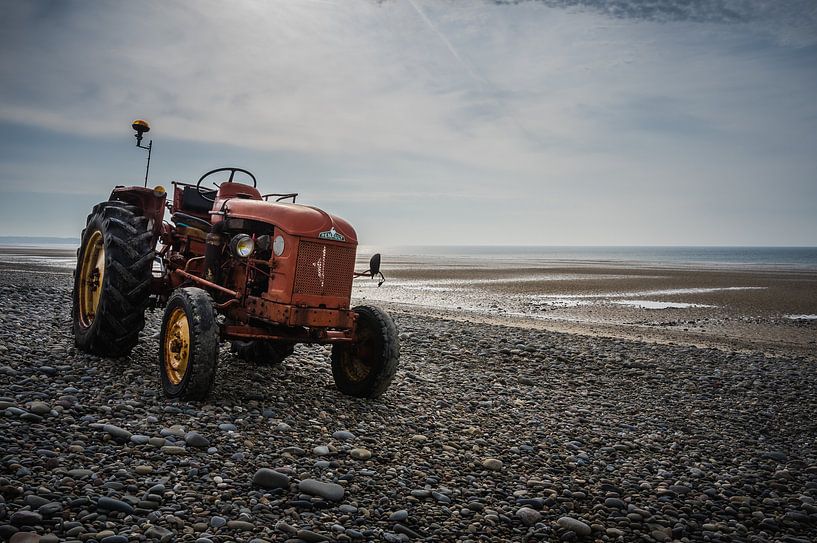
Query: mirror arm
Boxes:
[{"xmin": 352, "ymin": 269, "xmax": 386, "ymax": 287}]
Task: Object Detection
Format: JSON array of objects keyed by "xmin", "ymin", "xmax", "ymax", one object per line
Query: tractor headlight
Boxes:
[
  {"xmin": 230, "ymin": 234, "xmax": 255, "ymax": 258},
  {"xmin": 272, "ymin": 235, "xmax": 285, "ymax": 256}
]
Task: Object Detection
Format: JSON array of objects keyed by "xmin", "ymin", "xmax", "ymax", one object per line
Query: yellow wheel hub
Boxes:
[
  {"xmin": 78, "ymin": 230, "xmax": 105, "ymax": 328},
  {"xmin": 164, "ymin": 308, "xmax": 190, "ymax": 385}
]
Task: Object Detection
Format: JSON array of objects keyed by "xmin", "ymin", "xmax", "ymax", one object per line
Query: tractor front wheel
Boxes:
[
  {"xmin": 72, "ymin": 201, "xmax": 153, "ymax": 357},
  {"xmin": 159, "ymin": 287, "xmax": 219, "ymax": 400},
  {"xmin": 331, "ymin": 305, "xmax": 399, "ymax": 398}
]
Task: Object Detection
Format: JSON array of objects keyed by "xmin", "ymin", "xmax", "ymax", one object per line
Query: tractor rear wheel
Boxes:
[
  {"xmin": 159, "ymin": 287, "xmax": 219, "ymax": 400},
  {"xmin": 72, "ymin": 201, "xmax": 154, "ymax": 357},
  {"xmin": 331, "ymin": 305, "xmax": 399, "ymax": 398},
  {"xmin": 231, "ymin": 340, "xmax": 294, "ymax": 366}
]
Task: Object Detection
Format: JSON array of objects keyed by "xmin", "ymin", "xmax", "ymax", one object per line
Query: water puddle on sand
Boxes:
[
  {"xmin": 785, "ymin": 314, "xmax": 817, "ymax": 320},
  {"xmin": 527, "ymin": 286, "xmax": 765, "ymax": 300},
  {"xmin": 529, "ymin": 299, "xmax": 592, "ymax": 308},
  {"xmin": 611, "ymin": 300, "xmax": 715, "ymax": 310}
]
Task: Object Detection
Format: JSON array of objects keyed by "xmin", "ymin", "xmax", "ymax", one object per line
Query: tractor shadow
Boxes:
[{"xmin": 211, "ymin": 343, "xmax": 397, "ymax": 412}]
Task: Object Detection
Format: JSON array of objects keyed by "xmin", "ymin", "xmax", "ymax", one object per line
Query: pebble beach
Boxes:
[{"xmin": 1, "ymin": 260, "xmax": 816, "ymax": 542}]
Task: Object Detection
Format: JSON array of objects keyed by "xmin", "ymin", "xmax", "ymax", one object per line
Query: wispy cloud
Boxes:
[{"xmin": 0, "ymin": 0, "xmax": 815, "ymax": 244}]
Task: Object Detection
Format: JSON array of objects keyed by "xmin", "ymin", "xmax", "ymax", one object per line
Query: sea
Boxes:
[
  {"xmin": 1, "ymin": 242, "xmax": 817, "ymax": 271},
  {"xmin": 362, "ymin": 246, "xmax": 817, "ymax": 271}
]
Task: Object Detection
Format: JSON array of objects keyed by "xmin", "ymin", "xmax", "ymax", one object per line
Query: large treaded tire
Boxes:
[
  {"xmin": 159, "ymin": 287, "xmax": 219, "ymax": 400},
  {"xmin": 72, "ymin": 201, "xmax": 154, "ymax": 357},
  {"xmin": 231, "ymin": 340, "xmax": 294, "ymax": 366},
  {"xmin": 331, "ymin": 305, "xmax": 399, "ymax": 399}
]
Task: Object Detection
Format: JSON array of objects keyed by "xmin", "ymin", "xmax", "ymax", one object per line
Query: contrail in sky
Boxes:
[
  {"xmin": 404, "ymin": 0, "xmax": 543, "ymax": 149},
  {"xmin": 403, "ymin": 0, "xmax": 489, "ymax": 89}
]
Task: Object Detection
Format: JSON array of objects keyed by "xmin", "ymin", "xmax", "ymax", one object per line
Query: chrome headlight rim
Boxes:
[
  {"xmin": 230, "ymin": 234, "xmax": 255, "ymax": 258},
  {"xmin": 272, "ymin": 235, "xmax": 285, "ymax": 256}
]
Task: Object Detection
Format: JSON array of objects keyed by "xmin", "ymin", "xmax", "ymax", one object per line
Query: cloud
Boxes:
[{"xmin": 0, "ymin": 0, "xmax": 815, "ymax": 244}]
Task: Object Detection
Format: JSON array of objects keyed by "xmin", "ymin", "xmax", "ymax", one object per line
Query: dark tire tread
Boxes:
[
  {"xmin": 72, "ymin": 201, "xmax": 153, "ymax": 357},
  {"xmin": 159, "ymin": 287, "xmax": 219, "ymax": 401},
  {"xmin": 331, "ymin": 305, "xmax": 400, "ymax": 398}
]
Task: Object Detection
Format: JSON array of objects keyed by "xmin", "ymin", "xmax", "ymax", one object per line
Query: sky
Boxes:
[{"xmin": 1, "ymin": 0, "xmax": 816, "ymax": 245}]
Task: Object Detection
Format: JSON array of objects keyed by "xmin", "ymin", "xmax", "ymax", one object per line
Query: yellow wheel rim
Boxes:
[
  {"xmin": 164, "ymin": 308, "xmax": 190, "ymax": 385},
  {"xmin": 78, "ymin": 230, "xmax": 105, "ymax": 328}
]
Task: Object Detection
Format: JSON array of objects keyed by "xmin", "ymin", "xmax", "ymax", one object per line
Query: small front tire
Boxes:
[
  {"xmin": 331, "ymin": 305, "xmax": 399, "ymax": 398},
  {"xmin": 159, "ymin": 287, "xmax": 219, "ymax": 400}
]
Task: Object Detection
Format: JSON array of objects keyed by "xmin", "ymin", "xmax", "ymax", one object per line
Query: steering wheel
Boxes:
[{"xmin": 196, "ymin": 167, "xmax": 257, "ymax": 202}]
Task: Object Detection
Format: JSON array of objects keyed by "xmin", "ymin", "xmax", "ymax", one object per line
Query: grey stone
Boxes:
[
  {"xmin": 296, "ymin": 529, "xmax": 329, "ymax": 542},
  {"xmin": 604, "ymin": 497, "xmax": 626, "ymax": 509},
  {"xmin": 332, "ymin": 430, "xmax": 355, "ymax": 441},
  {"xmin": 253, "ymin": 468, "xmax": 290, "ymax": 489},
  {"xmin": 350, "ymin": 448, "xmax": 372, "ymax": 460},
  {"xmin": 226, "ymin": 521, "xmax": 255, "ymax": 531},
  {"xmin": 389, "ymin": 509, "xmax": 409, "ymax": 522},
  {"xmin": 10, "ymin": 511, "xmax": 43, "ymax": 526},
  {"xmin": 763, "ymin": 451, "xmax": 787, "ymax": 462},
  {"xmin": 557, "ymin": 516, "xmax": 592, "ymax": 536},
  {"xmin": 299, "ymin": 479, "xmax": 345, "ymax": 501},
  {"xmin": 144, "ymin": 525, "xmax": 174, "ymax": 542},
  {"xmin": 516, "ymin": 506, "xmax": 542, "ymax": 526},
  {"xmin": 394, "ymin": 524, "xmax": 422, "ymax": 539},
  {"xmin": 37, "ymin": 502, "xmax": 63, "ymax": 516},
  {"xmin": 102, "ymin": 424, "xmax": 132, "ymax": 441},
  {"xmin": 97, "ymin": 497, "xmax": 135, "ymax": 514},
  {"xmin": 9, "ymin": 533, "xmax": 40, "ymax": 543},
  {"xmin": 432, "ymin": 491, "xmax": 450, "ymax": 503},
  {"xmin": 184, "ymin": 431, "xmax": 210, "ymax": 448},
  {"xmin": 28, "ymin": 401, "xmax": 51, "ymax": 415}
]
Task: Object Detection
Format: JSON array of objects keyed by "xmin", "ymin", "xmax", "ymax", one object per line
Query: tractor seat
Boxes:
[
  {"xmin": 180, "ymin": 186, "xmax": 217, "ymax": 214},
  {"xmin": 171, "ymin": 212, "xmax": 212, "ymax": 232}
]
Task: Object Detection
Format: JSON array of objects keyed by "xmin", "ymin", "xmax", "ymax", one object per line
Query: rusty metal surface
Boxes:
[
  {"xmin": 221, "ymin": 323, "xmax": 354, "ymax": 343},
  {"xmin": 173, "ymin": 269, "xmax": 239, "ymax": 298},
  {"xmin": 293, "ymin": 240, "xmax": 356, "ymax": 299},
  {"xmin": 246, "ymin": 296, "xmax": 355, "ymax": 329},
  {"xmin": 110, "ymin": 185, "xmax": 167, "ymax": 239}
]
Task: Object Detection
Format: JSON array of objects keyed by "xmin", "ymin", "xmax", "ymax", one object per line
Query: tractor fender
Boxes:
[{"xmin": 110, "ymin": 185, "xmax": 167, "ymax": 240}]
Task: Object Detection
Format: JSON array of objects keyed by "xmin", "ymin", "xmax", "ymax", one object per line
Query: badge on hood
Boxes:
[{"xmin": 318, "ymin": 227, "xmax": 345, "ymax": 242}]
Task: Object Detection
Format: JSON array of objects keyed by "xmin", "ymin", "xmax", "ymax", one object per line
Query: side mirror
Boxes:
[{"xmin": 369, "ymin": 253, "xmax": 381, "ymax": 276}]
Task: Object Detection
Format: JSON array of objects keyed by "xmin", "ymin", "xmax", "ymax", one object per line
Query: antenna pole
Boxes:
[{"xmin": 143, "ymin": 140, "xmax": 152, "ymax": 187}]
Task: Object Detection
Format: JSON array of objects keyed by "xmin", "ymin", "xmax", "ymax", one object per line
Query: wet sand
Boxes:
[{"xmin": 353, "ymin": 256, "xmax": 817, "ymax": 360}]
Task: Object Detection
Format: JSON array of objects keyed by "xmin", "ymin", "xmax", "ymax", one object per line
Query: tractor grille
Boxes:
[{"xmin": 293, "ymin": 240, "xmax": 356, "ymax": 298}]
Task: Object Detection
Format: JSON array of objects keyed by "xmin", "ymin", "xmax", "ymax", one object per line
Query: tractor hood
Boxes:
[{"xmin": 216, "ymin": 199, "xmax": 358, "ymax": 243}]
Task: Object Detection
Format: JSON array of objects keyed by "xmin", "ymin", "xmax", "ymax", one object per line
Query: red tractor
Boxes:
[{"xmin": 72, "ymin": 120, "xmax": 399, "ymax": 400}]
